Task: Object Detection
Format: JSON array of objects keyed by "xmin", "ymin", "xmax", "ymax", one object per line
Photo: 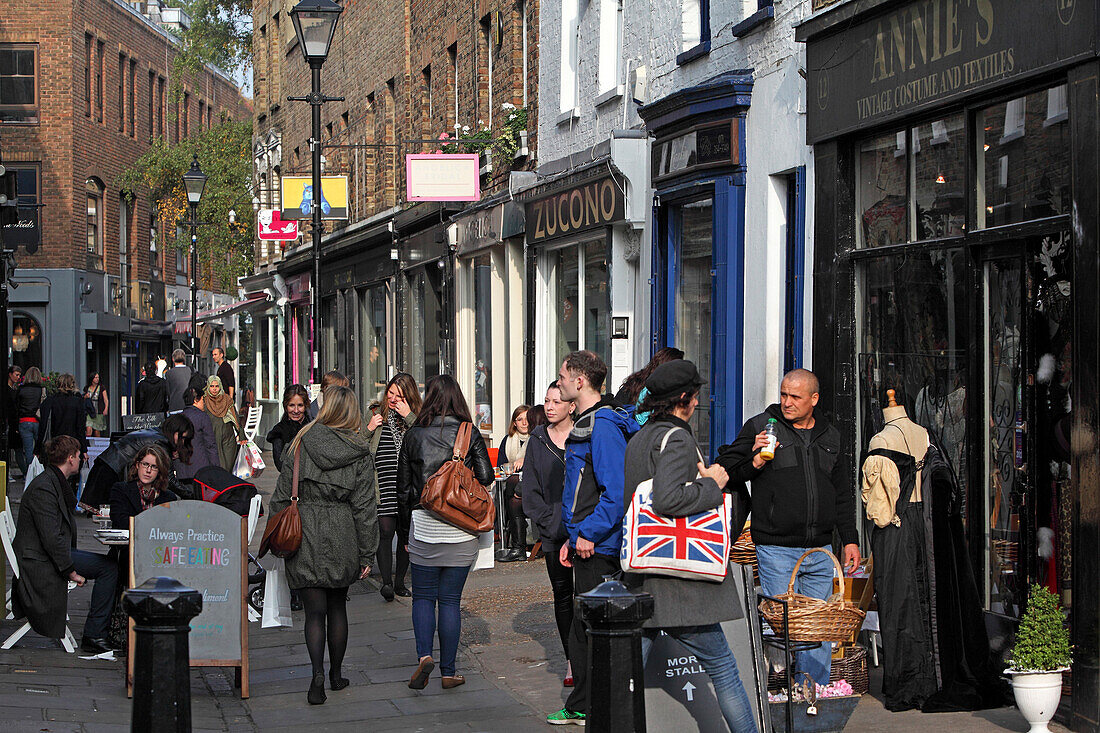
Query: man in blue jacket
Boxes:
[{"xmin": 547, "ymin": 350, "xmax": 639, "ymax": 726}]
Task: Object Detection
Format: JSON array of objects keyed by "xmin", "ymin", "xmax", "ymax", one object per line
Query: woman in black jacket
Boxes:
[
  {"xmin": 15, "ymin": 366, "xmax": 45, "ymax": 474},
  {"xmin": 265, "ymin": 384, "xmax": 309, "ymax": 472},
  {"xmin": 37, "ymin": 373, "xmax": 89, "ymax": 456},
  {"xmin": 521, "ymin": 383, "xmax": 576, "ymax": 687},
  {"xmin": 110, "ymin": 445, "xmax": 178, "ymax": 530},
  {"xmin": 397, "ymin": 374, "xmax": 493, "ymax": 691}
]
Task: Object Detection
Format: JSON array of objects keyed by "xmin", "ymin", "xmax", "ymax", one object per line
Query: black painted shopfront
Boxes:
[{"xmin": 798, "ymin": 1, "xmax": 1099, "ymax": 728}]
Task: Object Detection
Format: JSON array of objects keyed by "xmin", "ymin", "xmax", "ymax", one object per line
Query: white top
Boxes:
[{"xmin": 411, "ymin": 508, "xmax": 477, "ymax": 544}]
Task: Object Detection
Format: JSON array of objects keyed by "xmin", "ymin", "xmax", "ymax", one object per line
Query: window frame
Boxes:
[
  {"xmin": 0, "ymin": 43, "xmax": 40, "ymax": 124},
  {"xmin": 86, "ymin": 178, "xmax": 106, "ymax": 272},
  {"xmin": 677, "ymin": 0, "xmax": 711, "ymax": 66}
]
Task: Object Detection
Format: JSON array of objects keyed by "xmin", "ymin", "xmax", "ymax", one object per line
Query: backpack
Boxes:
[{"xmin": 419, "ymin": 422, "xmax": 496, "ymax": 534}]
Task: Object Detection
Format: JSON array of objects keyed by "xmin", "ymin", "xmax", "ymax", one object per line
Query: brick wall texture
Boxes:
[
  {"xmin": 0, "ymin": 0, "xmax": 248, "ymax": 286},
  {"xmin": 252, "ymin": 0, "xmax": 539, "ymax": 236}
]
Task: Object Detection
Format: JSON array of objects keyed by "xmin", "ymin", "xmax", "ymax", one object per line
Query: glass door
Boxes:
[{"xmin": 675, "ymin": 200, "xmax": 714, "ymax": 450}]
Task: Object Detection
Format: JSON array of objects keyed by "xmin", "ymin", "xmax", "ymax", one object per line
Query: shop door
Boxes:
[{"xmin": 980, "ymin": 230, "xmax": 1073, "ymax": 645}]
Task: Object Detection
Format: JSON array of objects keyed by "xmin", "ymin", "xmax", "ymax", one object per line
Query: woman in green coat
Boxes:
[
  {"xmin": 202, "ymin": 376, "xmax": 243, "ymax": 471},
  {"xmin": 269, "ymin": 385, "xmax": 378, "ymax": 706}
]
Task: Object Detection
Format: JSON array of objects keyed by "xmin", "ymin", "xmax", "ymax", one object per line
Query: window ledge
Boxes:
[
  {"xmin": 556, "ymin": 108, "xmax": 580, "ymax": 126},
  {"xmin": 676, "ymin": 40, "xmax": 711, "ymax": 66},
  {"xmin": 595, "ymin": 86, "xmax": 624, "ymax": 108},
  {"xmin": 731, "ymin": 5, "xmax": 775, "ymax": 38}
]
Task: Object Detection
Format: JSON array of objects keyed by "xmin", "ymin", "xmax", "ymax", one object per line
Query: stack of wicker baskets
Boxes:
[{"xmin": 729, "ymin": 526, "xmax": 758, "ymax": 583}]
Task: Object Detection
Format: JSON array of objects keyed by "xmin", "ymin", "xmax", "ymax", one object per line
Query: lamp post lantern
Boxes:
[
  {"xmin": 288, "ymin": 0, "xmax": 343, "ymax": 385},
  {"xmin": 182, "ymin": 155, "xmax": 207, "ymax": 364}
]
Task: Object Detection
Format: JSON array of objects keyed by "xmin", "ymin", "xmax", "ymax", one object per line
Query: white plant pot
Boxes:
[{"xmin": 1007, "ymin": 668, "xmax": 1067, "ymax": 733}]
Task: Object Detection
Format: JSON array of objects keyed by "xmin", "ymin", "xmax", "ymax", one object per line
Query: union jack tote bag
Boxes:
[{"xmin": 621, "ymin": 427, "xmax": 732, "ymax": 582}]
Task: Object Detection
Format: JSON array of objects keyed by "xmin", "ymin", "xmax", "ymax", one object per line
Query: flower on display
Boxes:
[
  {"xmin": 501, "ymin": 102, "xmax": 516, "ymax": 111},
  {"xmin": 454, "ymin": 123, "xmax": 462, "ymax": 130},
  {"xmin": 462, "ymin": 125, "xmax": 470, "ymax": 133}
]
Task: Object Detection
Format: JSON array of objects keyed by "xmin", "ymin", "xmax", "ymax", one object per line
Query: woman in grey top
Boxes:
[{"xmin": 397, "ymin": 374, "xmax": 494, "ymax": 691}]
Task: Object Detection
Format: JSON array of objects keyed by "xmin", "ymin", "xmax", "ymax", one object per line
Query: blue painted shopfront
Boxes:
[{"xmin": 641, "ymin": 71, "xmax": 752, "ymax": 457}]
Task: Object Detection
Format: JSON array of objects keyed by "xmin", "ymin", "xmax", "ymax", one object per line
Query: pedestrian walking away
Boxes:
[
  {"xmin": 15, "ymin": 367, "xmax": 45, "ymax": 476},
  {"xmin": 134, "ymin": 361, "xmax": 168, "ymax": 415},
  {"xmin": 309, "ymin": 370, "xmax": 350, "ymax": 419},
  {"xmin": 623, "ymin": 360, "xmax": 757, "ymax": 733},
  {"xmin": 11, "ymin": 436, "xmax": 119, "ymax": 654},
  {"xmin": 550, "ymin": 350, "xmax": 639, "ymax": 726},
  {"xmin": 717, "ymin": 368, "xmax": 860, "ymax": 686},
  {"xmin": 165, "ymin": 349, "xmax": 194, "ymax": 413},
  {"xmin": 520, "ymin": 384, "xmax": 576, "ymax": 688},
  {"xmin": 267, "ymin": 386, "xmax": 379, "ymax": 705},
  {"xmin": 496, "ymin": 404, "xmax": 531, "ymax": 562},
  {"xmin": 397, "ymin": 374, "xmax": 494, "ymax": 692},
  {"xmin": 37, "ymin": 374, "xmax": 89, "ymax": 506},
  {"xmin": 365, "ymin": 372, "xmax": 419, "ymax": 601},
  {"xmin": 614, "ymin": 346, "xmax": 684, "ymax": 427},
  {"xmin": 181, "ymin": 388, "xmax": 220, "ymax": 480}
]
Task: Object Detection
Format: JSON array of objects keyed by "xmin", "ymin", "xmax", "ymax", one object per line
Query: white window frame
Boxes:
[
  {"xmin": 559, "ymin": 0, "xmax": 580, "ymax": 115},
  {"xmin": 598, "ymin": 0, "xmax": 623, "ymax": 97}
]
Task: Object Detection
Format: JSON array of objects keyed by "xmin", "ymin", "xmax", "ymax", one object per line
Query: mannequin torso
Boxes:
[{"xmin": 869, "ymin": 405, "xmax": 930, "ymax": 501}]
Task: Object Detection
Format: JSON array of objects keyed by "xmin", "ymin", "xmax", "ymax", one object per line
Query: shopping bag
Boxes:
[
  {"xmin": 23, "ymin": 456, "xmax": 44, "ymax": 490},
  {"xmin": 244, "ymin": 440, "xmax": 266, "ymax": 477},
  {"xmin": 261, "ymin": 557, "xmax": 293, "ymax": 628},
  {"xmin": 472, "ymin": 531, "xmax": 495, "ymax": 571},
  {"xmin": 232, "ymin": 447, "xmax": 252, "ymax": 479}
]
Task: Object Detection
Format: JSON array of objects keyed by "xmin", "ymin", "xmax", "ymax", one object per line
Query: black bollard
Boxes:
[
  {"xmin": 123, "ymin": 577, "xmax": 203, "ymax": 733},
  {"xmin": 577, "ymin": 579, "xmax": 655, "ymax": 733}
]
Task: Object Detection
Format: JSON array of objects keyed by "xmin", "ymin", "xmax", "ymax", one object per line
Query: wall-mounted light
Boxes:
[{"xmin": 11, "ymin": 326, "xmax": 28, "ymax": 352}]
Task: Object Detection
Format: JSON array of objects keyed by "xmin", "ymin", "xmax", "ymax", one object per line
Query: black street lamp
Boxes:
[
  {"xmin": 182, "ymin": 155, "xmax": 207, "ymax": 364},
  {"xmin": 288, "ymin": 0, "xmax": 343, "ymax": 385}
]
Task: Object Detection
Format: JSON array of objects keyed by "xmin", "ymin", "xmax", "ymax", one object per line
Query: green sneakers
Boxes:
[{"xmin": 546, "ymin": 708, "xmax": 586, "ymax": 726}]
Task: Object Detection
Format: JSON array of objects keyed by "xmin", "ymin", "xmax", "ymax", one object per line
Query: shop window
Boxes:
[
  {"xmin": 856, "ymin": 248, "xmax": 969, "ymax": 517},
  {"xmin": 0, "ymin": 43, "xmax": 38, "ymax": 123},
  {"xmin": 86, "ymin": 178, "xmax": 105, "ymax": 271},
  {"xmin": 856, "ymin": 130, "xmax": 908, "ymax": 248},
  {"xmin": 544, "ymin": 240, "xmax": 611, "ymax": 378},
  {"xmin": 406, "ymin": 266, "xmax": 446, "ymax": 387},
  {"xmin": 256, "ymin": 317, "xmax": 269, "ymax": 401},
  {"xmin": 676, "ymin": 201, "xmax": 713, "ymax": 445},
  {"xmin": 10, "ymin": 312, "xmax": 42, "ymax": 373},
  {"xmin": 977, "ymin": 85, "xmax": 1071, "ymax": 229},
  {"xmin": 471, "ymin": 254, "xmax": 493, "ymax": 433},
  {"xmin": 913, "ymin": 114, "xmax": 965, "ymax": 240},
  {"xmin": 321, "ymin": 295, "xmax": 337, "ymax": 373},
  {"xmin": 358, "ymin": 285, "xmax": 388, "ymax": 410}
]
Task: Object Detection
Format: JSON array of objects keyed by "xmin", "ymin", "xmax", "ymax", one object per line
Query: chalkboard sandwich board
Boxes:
[
  {"xmin": 128, "ymin": 500, "xmax": 249, "ymax": 698},
  {"xmin": 122, "ymin": 413, "xmax": 165, "ymax": 432}
]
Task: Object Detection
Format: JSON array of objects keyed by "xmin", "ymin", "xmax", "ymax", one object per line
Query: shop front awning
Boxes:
[{"xmin": 195, "ymin": 293, "xmax": 272, "ymax": 324}]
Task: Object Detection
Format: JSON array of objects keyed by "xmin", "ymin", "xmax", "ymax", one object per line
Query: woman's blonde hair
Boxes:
[
  {"xmin": 56, "ymin": 373, "xmax": 78, "ymax": 394},
  {"xmin": 287, "ymin": 385, "xmax": 362, "ymax": 455}
]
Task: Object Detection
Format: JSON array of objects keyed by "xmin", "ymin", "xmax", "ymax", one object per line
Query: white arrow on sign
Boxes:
[{"xmin": 682, "ymin": 681, "xmax": 696, "ymax": 702}]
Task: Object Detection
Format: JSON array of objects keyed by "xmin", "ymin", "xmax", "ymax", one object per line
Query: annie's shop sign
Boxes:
[
  {"xmin": 525, "ymin": 177, "xmax": 625, "ymax": 245},
  {"xmin": 803, "ymin": 0, "xmax": 1095, "ymax": 142}
]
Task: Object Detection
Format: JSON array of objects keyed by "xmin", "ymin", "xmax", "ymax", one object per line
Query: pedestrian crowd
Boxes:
[{"xmin": 5, "ymin": 344, "xmax": 857, "ymax": 733}]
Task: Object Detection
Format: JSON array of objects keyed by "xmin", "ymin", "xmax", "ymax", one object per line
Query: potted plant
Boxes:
[{"xmin": 1006, "ymin": 584, "xmax": 1072, "ymax": 733}]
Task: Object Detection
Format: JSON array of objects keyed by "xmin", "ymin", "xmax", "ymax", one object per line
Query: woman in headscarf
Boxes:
[{"xmin": 203, "ymin": 375, "xmax": 244, "ymax": 472}]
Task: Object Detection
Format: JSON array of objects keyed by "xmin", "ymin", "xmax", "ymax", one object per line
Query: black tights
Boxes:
[
  {"xmin": 300, "ymin": 587, "xmax": 349, "ymax": 677},
  {"xmin": 544, "ymin": 546, "xmax": 574, "ymax": 656},
  {"xmin": 376, "ymin": 516, "xmax": 409, "ymax": 588}
]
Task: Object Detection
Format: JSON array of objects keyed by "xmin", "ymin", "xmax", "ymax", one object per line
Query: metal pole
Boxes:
[
  {"xmin": 310, "ymin": 61, "xmax": 323, "ymax": 386},
  {"xmin": 189, "ymin": 203, "xmax": 198, "ymax": 367}
]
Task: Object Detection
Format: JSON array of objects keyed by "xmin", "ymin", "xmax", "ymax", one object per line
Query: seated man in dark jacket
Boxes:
[
  {"xmin": 134, "ymin": 362, "xmax": 168, "ymax": 414},
  {"xmin": 11, "ymin": 436, "xmax": 119, "ymax": 654},
  {"xmin": 716, "ymin": 368, "xmax": 860, "ymax": 686}
]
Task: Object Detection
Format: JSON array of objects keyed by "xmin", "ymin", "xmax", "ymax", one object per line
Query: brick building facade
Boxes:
[
  {"xmin": 246, "ymin": 0, "xmax": 538, "ymax": 443},
  {"xmin": 1, "ymin": 0, "xmax": 247, "ymax": 428}
]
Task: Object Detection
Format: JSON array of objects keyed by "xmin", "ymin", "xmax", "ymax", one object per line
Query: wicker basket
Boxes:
[
  {"xmin": 759, "ymin": 548, "xmax": 867, "ymax": 643},
  {"xmin": 767, "ymin": 644, "xmax": 869, "ymax": 694},
  {"xmin": 729, "ymin": 527, "xmax": 759, "ymax": 583}
]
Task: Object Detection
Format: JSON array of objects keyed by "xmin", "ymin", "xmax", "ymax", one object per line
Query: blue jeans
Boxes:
[
  {"xmin": 641, "ymin": 625, "xmax": 758, "ymax": 733},
  {"xmin": 410, "ymin": 563, "xmax": 471, "ymax": 676},
  {"xmin": 18, "ymin": 421, "xmax": 37, "ymax": 475},
  {"xmin": 756, "ymin": 544, "xmax": 832, "ymax": 686},
  {"xmin": 71, "ymin": 549, "xmax": 118, "ymax": 639}
]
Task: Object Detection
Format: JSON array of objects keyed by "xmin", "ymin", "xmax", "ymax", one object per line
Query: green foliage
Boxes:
[
  {"xmin": 42, "ymin": 372, "xmax": 62, "ymax": 396},
  {"xmin": 117, "ymin": 120, "xmax": 254, "ymax": 292},
  {"xmin": 436, "ymin": 105, "xmax": 528, "ymax": 157},
  {"xmin": 494, "ymin": 105, "xmax": 529, "ymax": 159},
  {"xmin": 167, "ymin": 0, "xmax": 253, "ymax": 83},
  {"xmin": 1010, "ymin": 584, "xmax": 1072, "ymax": 671}
]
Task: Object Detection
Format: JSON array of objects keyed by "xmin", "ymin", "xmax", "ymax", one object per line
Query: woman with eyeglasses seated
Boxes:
[{"xmin": 109, "ymin": 445, "xmax": 179, "ymax": 530}]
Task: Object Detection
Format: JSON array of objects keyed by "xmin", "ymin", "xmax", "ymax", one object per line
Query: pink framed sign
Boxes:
[{"xmin": 405, "ymin": 154, "xmax": 482, "ymax": 202}]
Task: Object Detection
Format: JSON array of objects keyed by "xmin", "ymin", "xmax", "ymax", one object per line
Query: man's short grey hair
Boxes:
[
  {"xmin": 781, "ymin": 368, "xmax": 820, "ymax": 395},
  {"xmin": 172, "ymin": 348, "xmax": 185, "ymax": 363}
]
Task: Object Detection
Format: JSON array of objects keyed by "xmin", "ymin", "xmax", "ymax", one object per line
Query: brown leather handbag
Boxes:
[
  {"xmin": 258, "ymin": 446, "xmax": 303, "ymax": 558},
  {"xmin": 419, "ymin": 422, "xmax": 496, "ymax": 534}
]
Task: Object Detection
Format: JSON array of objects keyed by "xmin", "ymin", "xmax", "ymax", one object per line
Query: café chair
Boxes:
[{"xmin": 243, "ymin": 405, "xmax": 263, "ymax": 443}]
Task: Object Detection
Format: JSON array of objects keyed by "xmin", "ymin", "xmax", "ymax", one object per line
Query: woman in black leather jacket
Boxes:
[{"xmin": 397, "ymin": 374, "xmax": 493, "ymax": 692}]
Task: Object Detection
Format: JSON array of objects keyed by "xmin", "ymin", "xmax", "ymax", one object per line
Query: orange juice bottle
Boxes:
[{"xmin": 760, "ymin": 418, "xmax": 779, "ymax": 461}]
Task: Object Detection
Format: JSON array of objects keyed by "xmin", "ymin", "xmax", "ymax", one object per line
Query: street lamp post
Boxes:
[
  {"xmin": 288, "ymin": 0, "xmax": 343, "ymax": 385},
  {"xmin": 182, "ymin": 155, "xmax": 207, "ymax": 365}
]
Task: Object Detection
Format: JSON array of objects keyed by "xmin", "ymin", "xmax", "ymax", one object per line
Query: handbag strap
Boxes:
[
  {"xmin": 452, "ymin": 422, "xmax": 472, "ymax": 461},
  {"xmin": 291, "ymin": 446, "xmax": 301, "ymax": 502},
  {"xmin": 657, "ymin": 425, "xmax": 706, "ymax": 476}
]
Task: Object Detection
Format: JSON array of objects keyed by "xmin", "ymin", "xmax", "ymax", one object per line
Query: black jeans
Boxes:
[
  {"xmin": 564, "ymin": 553, "xmax": 620, "ymax": 714},
  {"xmin": 543, "ymin": 544, "xmax": 574, "ymax": 657},
  {"xmin": 71, "ymin": 549, "xmax": 118, "ymax": 639}
]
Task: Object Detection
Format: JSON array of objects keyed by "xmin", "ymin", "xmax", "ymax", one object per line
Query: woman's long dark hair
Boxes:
[
  {"xmin": 526, "ymin": 405, "xmax": 547, "ymax": 430},
  {"xmin": 617, "ymin": 347, "xmax": 685, "ymax": 404},
  {"xmin": 162, "ymin": 413, "xmax": 195, "ymax": 464},
  {"xmin": 415, "ymin": 374, "xmax": 473, "ymax": 427},
  {"xmin": 85, "ymin": 372, "xmax": 100, "ymax": 393}
]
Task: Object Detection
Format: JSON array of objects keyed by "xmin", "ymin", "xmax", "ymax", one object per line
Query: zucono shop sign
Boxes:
[{"xmin": 525, "ymin": 177, "xmax": 625, "ymax": 244}]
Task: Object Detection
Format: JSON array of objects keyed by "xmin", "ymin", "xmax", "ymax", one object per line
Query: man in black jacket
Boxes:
[
  {"xmin": 11, "ymin": 436, "xmax": 119, "ymax": 653},
  {"xmin": 134, "ymin": 362, "xmax": 168, "ymax": 414},
  {"xmin": 717, "ymin": 368, "xmax": 859, "ymax": 686}
]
